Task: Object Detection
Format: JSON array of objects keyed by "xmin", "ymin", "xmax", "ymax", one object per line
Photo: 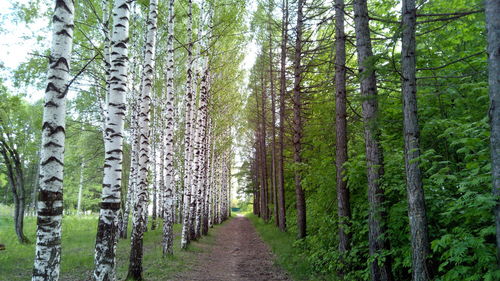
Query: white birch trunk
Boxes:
[
  {"xmin": 32, "ymin": 0, "xmax": 74, "ymax": 280},
  {"xmin": 121, "ymin": 101, "xmax": 139, "ymax": 239},
  {"xmin": 162, "ymin": 0, "xmax": 176, "ymax": 256},
  {"xmin": 127, "ymin": 0, "xmax": 158, "ymax": 278},
  {"xmin": 76, "ymin": 161, "xmax": 85, "ymax": 215},
  {"xmin": 93, "ymin": 0, "xmax": 130, "ymax": 279},
  {"xmin": 181, "ymin": 0, "xmax": 194, "ymax": 249}
]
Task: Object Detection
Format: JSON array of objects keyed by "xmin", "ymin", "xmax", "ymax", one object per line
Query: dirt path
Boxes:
[{"xmin": 171, "ymin": 216, "xmax": 290, "ymax": 281}]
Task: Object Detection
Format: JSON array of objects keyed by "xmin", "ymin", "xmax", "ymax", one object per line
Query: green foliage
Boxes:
[{"xmin": 241, "ymin": 0, "xmax": 498, "ymax": 280}]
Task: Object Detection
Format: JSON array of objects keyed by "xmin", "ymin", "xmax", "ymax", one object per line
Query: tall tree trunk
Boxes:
[
  {"xmin": 268, "ymin": 1, "xmax": 278, "ymax": 227},
  {"xmin": 293, "ymin": 0, "xmax": 306, "ymax": 239},
  {"xmin": 260, "ymin": 75, "xmax": 269, "ymax": 222},
  {"xmin": 32, "ymin": 0, "xmax": 74, "ymax": 279},
  {"xmin": 202, "ymin": 118, "xmax": 212, "ymax": 235},
  {"xmin": 277, "ymin": 0, "xmax": 288, "ymax": 232},
  {"xmin": 162, "ymin": 0, "xmax": 176, "ymax": 256},
  {"xmin": 401, "ymin": 1, "xmax": 431, "ymax": 280},
  {"xmin": 181, "ymin": 0, "xmax": 194, "ymax": 249},
  {"xmin": 127, "ymin": 0, "xmax": 158, "ymax": 278},
  {"xmin": 151, "ymin": 110, "xmax": 158, "ymax": 231},
  {"xmin": 195, "ymin": 66, "xmax": 209, "ymax": 238},
  {"xmin": 352, "ymin": 1, "xmax": 393, "ymax": 280},
  {"xmin": 93, "ymin": 0, "xmax": 130, "ymax": 279},
  {"xmin": 77, "ymin": 161, "xmax": 85, "ymax": 215},
  {"xmin": 485, "ymin": 0, "xmax": 500, "ymax": 266},
  {"xmin": 121, "ymin": 101, "xmax": 139, "ymax": 239},
  {"xmin": 334, "ymin": 0, "xmax": 351, "ymax": 271}
]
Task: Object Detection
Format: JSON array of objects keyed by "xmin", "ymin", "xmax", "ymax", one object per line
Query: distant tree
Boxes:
[{"xmin": 0, "ymin": 92, "xmax": 41, "ymax": 243}]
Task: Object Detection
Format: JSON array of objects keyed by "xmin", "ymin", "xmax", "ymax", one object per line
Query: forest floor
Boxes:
[
  {"xmin": 172, "ymin": 215, "xmax": 290, "ymax": 281},
  {"xmin": 0, "ymin": 205, "xmax": 290, "ymax": 281}
]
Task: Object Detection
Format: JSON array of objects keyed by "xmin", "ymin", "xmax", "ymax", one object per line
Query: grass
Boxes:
[
  {"xmin": 246, "ymin": 213, "xmax": 326, "ymax": 281},
  {"xmin": 0, "ymin": 204, "xmax": 222, "ymax": 281}
]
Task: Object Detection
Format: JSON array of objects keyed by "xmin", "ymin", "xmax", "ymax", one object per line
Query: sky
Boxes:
[{"xmin": 0, "ymin": 0, "xmax": 50, "ymax": 101}]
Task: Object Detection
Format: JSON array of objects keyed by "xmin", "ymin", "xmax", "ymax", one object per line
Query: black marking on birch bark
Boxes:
[
  {"xmin": 57, "ymin": 88, "xmax": 69, "ymax": 99},
  {"xmin": 56, "ymin": 29, "xmax": 72, "ymax": 38},
  {"xmin": 43, "ymin": 122, "xmax": 66, "ymax": 136},
  {"xmin": 44, "ymin": 176, "xmax": 64, "ymax": 183},
  {"xmin": 38, "ymin": 190, "xmax": 63, "ymax": 201},
  {"xmin": 107, "ymin": 149, "xmax": 123, "ymax": 154},
  {"xmin": 106, "ymin": 156, "xmax": 121, "ymax": 161},
  {"xmin": 105, "ymin": 128, "xmax": 115, "ymax": 134},
  {"xmin": 42, "ymin": 156, "xmax": 64, "ymax": 166},
  {"xmin": 104, "ymin": 164, "xmax": 112, "ymax": 168},
  {"xmin": 44, "ymin": 101, "xmax": 59, "ymax": 107},
  {"xmin": 110, "ymin": 76, "xmax": 120, "ymax": 82},
  {"xmin": 51, "ymin": 57, "xmax": 70, "ymax": 71},
  {"xmin": 38, "ymin": 206, "xmax": 63, "ymax": 216},
  {"xmin": 46, "ymin": 82, "xmax": 61, "ymax": 94},
  {"xmin": 118, "ymin": 3, "xmax": 129, "ymax": 9},
  {"xmin": 33, "ymin": 236, "xmax": 62, "ymax": 246},
  {"xmin": 110, "ymin": 133, "xmax": 123, "ymax": 138},
  {"xmin": 115, "ymin": 42, "xmax": 126, "ymax": 49},
  {"xmin": 44, "ymin": 141, "xmax": 63, "ymax": 148},
  {"xmin": 53, "ymin": 15, "xmax": 63, "ymax": 22},
  {"xmin": 48, "ymin": 75, "xmax": 62, "ymax": 80},
  {"xmin": 101, "ymin": 202, "xmax": 121, "ymax": 210},
  {"xmin": 55, "ymin": 0, "xmax": 72, "ymax": 13},
  {"xmin": 112, "ymin": 87, "xmax": 126, "ymax": 92}
]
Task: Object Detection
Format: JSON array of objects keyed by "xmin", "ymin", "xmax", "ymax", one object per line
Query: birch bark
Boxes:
[
  {"xmin": 127, "ymin": 0, "xmax": 158, "ymax": 278},
  {"xmin": 93, "ymin": 0, "xmax": 130, "ymax": 279},
  {"xmin": 181, "ymin": 0, "xmax": 194, "ymax": 249},
  {"xmin": 32, "ymin": 0, "xmax": 74, "ymax": 279},
  {"xmin": 162, "ymin": 0, "xmax": 176, "ymax": 256}
]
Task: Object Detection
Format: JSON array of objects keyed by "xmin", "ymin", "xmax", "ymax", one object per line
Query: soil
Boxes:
[{"xmin": 171, "ymin": 215, "xmax": 290, "ymax": 281}]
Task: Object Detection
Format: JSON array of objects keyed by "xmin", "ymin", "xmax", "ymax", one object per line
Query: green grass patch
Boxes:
[
  {"xmin": 246, "ymin": 214, "xmax": 326, "ymax": 281},
  {"xmin": 0, "ymin": 205, "xmax": 223, "ymax": 280}
]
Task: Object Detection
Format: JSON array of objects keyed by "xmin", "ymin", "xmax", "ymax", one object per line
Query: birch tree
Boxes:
[
  {"xmin": 127, "ymin": 0, "xmax": 158, "ymax": 278},
  {"xmin": 93, "ymin": 0, "xmax": 130, "ymax": 279},
  {"xmin": 162, "ymin": 0, "xmax": 176, "ymax": 256},
  {"xmin": 181, "ymin": 0, "xmax": 194, "ymax": 249},
  {"xmin": 32, "ymin": 0, "xmax": 74, "ymax": 279}
]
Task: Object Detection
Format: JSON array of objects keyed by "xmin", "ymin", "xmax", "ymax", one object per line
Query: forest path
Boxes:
[{"xmin": 171, "ymin": 215, "xmax": 290, "ymax": 281}]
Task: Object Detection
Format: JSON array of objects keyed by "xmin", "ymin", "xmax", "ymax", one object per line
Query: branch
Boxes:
[
  {"xmin": 417, "ymin": 10, "xmax": 483, "ymax": 24},
  {"xmin": 65, "ymin": 53, "xmax": 99, "ymax": 92},
  {"xmin": 417, "ymin": 51, "xmax": 484, "ymax": 71}
]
